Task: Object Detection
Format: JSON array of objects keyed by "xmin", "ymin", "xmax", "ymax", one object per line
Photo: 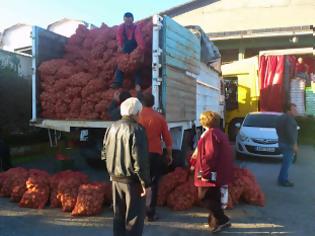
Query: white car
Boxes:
[{"xmin": 235, "ymin": 112, "xmax": 283, "ymax": 159}]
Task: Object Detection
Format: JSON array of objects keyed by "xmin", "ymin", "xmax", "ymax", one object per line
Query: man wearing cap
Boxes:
[
  {"xmin": 110, "ymin": 12, "xmax": 145, "ymax": 91},
  {"xmin": 101, "ymin": 97, "xmax": 150, "ymax": 236}
]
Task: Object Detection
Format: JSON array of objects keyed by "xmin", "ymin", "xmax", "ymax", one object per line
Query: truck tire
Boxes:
[{"xmin": 228, "ymin": 118, "xmax": 244, "ymax": 141}]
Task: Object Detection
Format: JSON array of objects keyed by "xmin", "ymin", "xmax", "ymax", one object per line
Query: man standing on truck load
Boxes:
[
  {"xmin": 276, "ymin": 103, "xmax": 298, "ymax": 187},
  {"xmin": 101, "ymin": 97, "xmax": 150, "ymax": 236},
  {"xmin": 138, "ymin": 93, "xmax": 173, "ymax": 221},
  {"xmin": 110, "ymin": 12, "xmax": 145, "ymax": 91}
]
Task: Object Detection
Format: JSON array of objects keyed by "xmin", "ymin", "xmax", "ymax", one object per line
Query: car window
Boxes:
[{"xmin": 243, "ymin": 114, "xmax": 279, "ymax": 128}]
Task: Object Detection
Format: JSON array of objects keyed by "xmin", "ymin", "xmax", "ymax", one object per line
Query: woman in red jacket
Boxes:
[{"xmin": 192, "ymin": 111, "xmax": 233, "ymax": 233}]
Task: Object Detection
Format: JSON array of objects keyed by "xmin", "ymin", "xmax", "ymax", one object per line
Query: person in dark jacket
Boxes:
[
  {"xmin": 276, "ymin": 103, "xmax": 298, "ymax": 187},
  {"xmin": 110, "ymin": 12, "xmax": 145, "ymax": 91},
  {"xmin": 101, "ymin": 97, "xmax": 150, "ymax": 236},
  {"xmin": 191, "ymin": 111, "xmax": 233, "ymax": 233},
  {"xmin": 107, "ymin": 90, "xmax": 131, "ymax": 121}
]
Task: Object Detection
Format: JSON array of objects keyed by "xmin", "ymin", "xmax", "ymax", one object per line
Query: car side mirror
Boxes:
[{"xmin": 235, "ymin": 123, "xmax": 241, "ymax": 128}]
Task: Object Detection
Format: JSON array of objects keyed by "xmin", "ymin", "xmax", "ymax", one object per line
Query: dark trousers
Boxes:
[
  {"xmin": 146, "ymin": 153, "xmax": 164, "ymax": 218},
  {"xmin": 114, "ymin": 40, "xmax": 141, "ymax": 87},
  {"xmin": 200, "ymin": 187, "xmax": 229, "ymax": 226},
  {"xmin": 112, "ymin": 181, "xmax": 145, "ymax": 236}
]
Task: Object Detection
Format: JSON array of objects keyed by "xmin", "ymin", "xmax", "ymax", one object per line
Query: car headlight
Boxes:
[{"xmin": 239, "ymin": 132, "xmax": 250, "ymax": 142}]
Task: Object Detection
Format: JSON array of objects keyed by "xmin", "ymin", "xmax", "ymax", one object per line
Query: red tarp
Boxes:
[{"xmin": 259, "ymin": 55, "xmax": 286, "ymax": 112}]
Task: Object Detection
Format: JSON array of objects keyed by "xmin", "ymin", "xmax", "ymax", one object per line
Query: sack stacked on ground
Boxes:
[
  {"xmin": 39, "ymin": 20, "xmax": 153, "ymax": 120},
  {"xmin": 49, "ymin": 170, "xmax": 76, "ymax": 208},
  {"xmin": 19, "ymin": 169, "xmax": 50, "ymax": 209},
  {"xmin": 71, "ymin": 182, "xmax": 106, "ymax": 216},
  {"xmin": 227, "ymin": 167, "xmax": 265, "ymax": 209},
  {"xmin": 10, "ymin": 169, "xmax": 29, "ymax": 202},
  {"xmin": 0, "ymin": 167, "xmax": 28, "ymax": 199},
  {"xmin": 56, "ymin": 171, "xmax": 88, "ymax": 212},
  {"xmin": 166, "ymin": 176, "xmax": 198, "ymax": 211},
  {"xmin": 157, "ymin": 167, "xmax": 189, "ymax": 206}
]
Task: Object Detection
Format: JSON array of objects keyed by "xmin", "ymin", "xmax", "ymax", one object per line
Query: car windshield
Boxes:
[{"xmin": 243, "ymin": 114, "xmax": 279, "ymax": 128}]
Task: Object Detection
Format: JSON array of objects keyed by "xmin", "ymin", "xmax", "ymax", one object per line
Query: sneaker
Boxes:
[
  {"xmin": 278, "ymin": 181, "xmax": 294, "ymax": 187},
  {"xmin": 211, "ymin": 220, "xmax": 231, "ymax": 233}
]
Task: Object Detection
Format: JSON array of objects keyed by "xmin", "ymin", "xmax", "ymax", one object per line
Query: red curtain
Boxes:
[{"xmin": 258, "ymin": 55, "xmax": 285, "ymax": 112}]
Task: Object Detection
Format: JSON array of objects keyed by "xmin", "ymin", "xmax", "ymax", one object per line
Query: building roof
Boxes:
[
  {"xmin": 47, "ymin": 18, "xmax": 96, "ymax": 30},
  {"xmin": 170, "ymin": 0, "xmax": 315, "ymax": 34},
  {"xmin": 161, "ymin": 0, "xmax": 218, "ymax": 17}
]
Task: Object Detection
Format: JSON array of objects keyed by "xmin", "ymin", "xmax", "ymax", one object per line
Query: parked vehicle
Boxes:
[
  {"xmin": 30, "ymin": 15, "xmax": 224, "ymax": 164},
  {"xmin": 222, "ymin": 48, "xmax": 314, "ymax": 141},
  {"xmin": 235, "ymin": 112, "xmax": 298, "ymax": 162}
]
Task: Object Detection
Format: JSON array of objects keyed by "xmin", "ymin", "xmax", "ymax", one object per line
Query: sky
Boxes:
[{"xmin": 0, "ymin": 0, "xmax": 189, "ymax": 31}]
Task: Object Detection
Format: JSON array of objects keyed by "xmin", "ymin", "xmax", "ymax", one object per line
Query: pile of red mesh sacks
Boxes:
[
  {"xmin": 39, "ymin": 20, "xmax": 153, "ymax": 120},
  {"xmin": 157, "ymin": 165, "xmax": 265, "ymax": 211},
  {"xmin": 227, "ymin": 166, "xmax": 265, "ymax": 209},
  {"xmin": 0, "ymin": 168, "xmax": 112, "ymax": 216},
  {"xmin": 157, "ymin": 167, "xmax": 198, "ymax": 211}
]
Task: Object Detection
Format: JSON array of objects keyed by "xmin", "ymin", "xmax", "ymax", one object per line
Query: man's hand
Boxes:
[
  {"xmin": 141, "ymin": 186, "xmax": 150, "ymax": 197},
  {"xmin": 135, "ymin": 84, "xmax": 141, "ymax": 92},
  {"xmin": 166, "ymin": 154, "xmax": 173, "ymax": 166},
  {"xmin": 293, "ymin": 143, "xmax": 299, "ymax": 153},
  {"xmin": 113, "ymin": 91, "xmax": 120, "ymax": 102}
]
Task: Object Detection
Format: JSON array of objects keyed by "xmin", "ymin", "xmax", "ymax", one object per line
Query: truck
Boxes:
[
  {"xmin": 30, "ymin": 15, "xmax": 224, "ymax": 164},
  {"xmin": 222, "ymin": 47, "xmax": 314, "ymax": 140}
]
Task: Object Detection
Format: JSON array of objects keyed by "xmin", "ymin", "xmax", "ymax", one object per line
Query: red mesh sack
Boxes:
[
  {"xmin": 10, "ymin": 170, "xmax": 29, "ymax": 202},
  {"xmin": 38, "ymin": 59, "xmax": 68, "ymax": 77},
  {"xmin": 49, "ymin": 170, "xmax": 76, "ymax": 208},
  {"xmin": 71, "ymin": 182, "xmax": 106, "ymax": 216},
  {"xmin": 56, "ymin": 172, "xmax": 88, "ymax": 212},
  {"xmin": 0, "ymin": 167, "xmax": 28, "ymax": 197},
  {"xmin": 157, "ymin": 167, "xmax": 189, "ymax": 206},
  {"xmin": 19, "ymin": 169, "xmax": 50, "ymax": 209},
  {"xmin": 166, "ymin": 177, "xmax": 198, "ymax": 211},
  {"xmin": 55, "ymin": 65, "xmax": 75, "ymax": 79}
]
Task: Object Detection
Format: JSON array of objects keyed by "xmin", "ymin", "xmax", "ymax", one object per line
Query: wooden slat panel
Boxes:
[
  {"xmin": 165, "ymin": 66, "xmax": 196, "ymax": 122},
  {"xmin": 165, "ymin": 30, "xmax": 199, "ymax": 56},
  {"xmin": 163, "ymin": 16, "xmax": 200, "ymax": 74},
  {"xmin": 163, "ymin": 16, "xmax": 199, "ymax": 46},
  {"xmin": 161, "ymin": 16, "xmax": 199, "ymax": 122}
]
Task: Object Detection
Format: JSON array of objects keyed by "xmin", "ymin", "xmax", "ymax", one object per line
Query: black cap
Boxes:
[{"xmin": 124, "ymin": 12, "xmax": 134, "ymax": 19}]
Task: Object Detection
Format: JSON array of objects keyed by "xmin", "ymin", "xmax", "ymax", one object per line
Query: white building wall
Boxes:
[
  {"xmin": 172, "ymin": 0, "xmax": 315, "ymax": 34},
  {"xmin": 48, "ymin": 20, "xmax": 85, "ymax": 37},
  {"xmin": 1, "ymin": 25, "xmax": 32, "ymax": 52}
]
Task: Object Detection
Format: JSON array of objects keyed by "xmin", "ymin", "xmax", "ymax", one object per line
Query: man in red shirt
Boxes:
[
  {"xmin": 138, "ymin": 93, "xmax": 173, "ymax": 221},
  {"xmin": 111, "ymin": 12, "xmax": 145, "ymax": 91}
]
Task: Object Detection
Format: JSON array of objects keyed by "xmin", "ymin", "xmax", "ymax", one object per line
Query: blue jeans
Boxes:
[{"xmin": 278, "ymin": 143, "xmax": 294, "ymax": 183}]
